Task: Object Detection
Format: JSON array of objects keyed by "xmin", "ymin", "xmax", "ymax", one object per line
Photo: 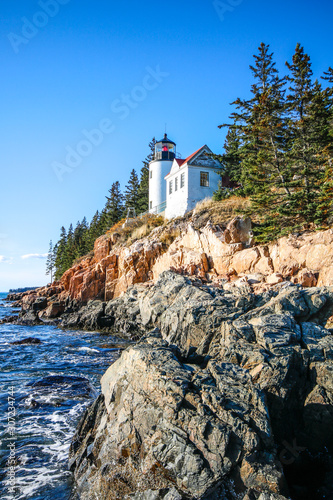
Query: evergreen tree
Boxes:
[
  {"xmin": 219, "ymin": 125, "xmax": 242, "ymax": 184},
  {"xmin": 86, "ymin": 210, "xmax": 101, "ymax": 251},
  {"xmin": 283, "ymin": 44, "xmax": 326, "ymax": 224},
  {"xmin": 46, "ymin": 240, "xmax": 56, "ymax": 283},
  {"xmin": 96, "ymin": 208, "xmax": 108, "ymax": 234},
  {"xmin": 54, "ymin": 226, "xmax": 67, "ymax": 280},
  {"xmin": 316, "ymin": 67, "xmax": 333, "ymax": 222},
  {"xmin": 63, "ymin": 223, "xmax": 75, "ymax": 270},
  {"xmin": 213, "ymin": 124, "xmax": 242, "ymax": 200},
  {"xmin": 104, "ymin": 181, "xmax": 124, "ymax": 228},
  {"xmin": 72, "ymin": 217, "xmax": 89, "ymax": 258},
  {"xmin": 222, "ymin": 43, "xmax": 291, "ymax": 240},
  {"xmin": 124, "ymin": 169, "xmax": 140, "ymax": 215},
  {"xmin": 137, "ymin": 138, "xmax": 156, "ymax": 213}
]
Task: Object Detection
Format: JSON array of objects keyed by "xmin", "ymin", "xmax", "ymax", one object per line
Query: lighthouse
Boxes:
[{"xmin": 149, "ymin": 133, "xmax": 176, "ymax": 213}]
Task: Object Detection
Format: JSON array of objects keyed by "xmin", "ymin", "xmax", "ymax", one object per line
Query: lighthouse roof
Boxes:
[{"xmin": 156, "ymin": 133, "xmax": 176, "ymax": 146}]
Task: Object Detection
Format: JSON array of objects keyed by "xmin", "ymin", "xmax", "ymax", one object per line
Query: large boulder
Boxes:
[
  {"xmin": 69, "ymin": 273, "xmax": 333, "ymax": 499},
  {"xmin": 69, "ymin": 331, "xmax": 287, "ymax": 499}
]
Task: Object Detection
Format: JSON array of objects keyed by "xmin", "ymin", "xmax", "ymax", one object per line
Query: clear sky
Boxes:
[{"xmin": 0, "ymin": 0, "xmax": 332, "ymax": 291}]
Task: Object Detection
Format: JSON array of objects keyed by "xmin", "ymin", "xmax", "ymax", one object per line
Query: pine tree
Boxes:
[
  {"xmin": 137, "ymin": 138, "xmax": 156, "ymax": 213},
  {"xmin": 222, "ymin": 43, "xmax": 291, "ymax": 240},
  {"xmin": 124, "ymin": 169, "xmax": 140, "ymax": 215},
  {"xmin": 104, "ymin": 181, "xmax": 124, "ymax": 228},
  {"xmin": 213, "ymin": 124, "xmax": 242, "ymax": 200},
  {"xmin": 72, "ymin": 217, "xmax": 89, "ymax": 258},
  {"xmin": 54, "ymin": 226, "xmax": 67, "ymax": 280},
  {"xmin": 63, "ymin": 223, "xmax": 75, "ymax": 270},
  {"xmin": 96, "ymin": 208, "xmax": 108, "ymax": 235},
  {"xmin": 283, "ymin": 43, "xmax": 326, "ymax": 224},
  {"xmin": 85, "ymin": 210, "xmax": 100, "ymax": 251},
  {"xmin": 46, "ymin": 240, "xmax": 56, "ymax": 283},
  {"xmin": 316, "ymin": 67, "xmax": 333, "ymax": 223},
  {"xmin": 219, "ymin": 126, "xmax": 242, "ymax": 184}
]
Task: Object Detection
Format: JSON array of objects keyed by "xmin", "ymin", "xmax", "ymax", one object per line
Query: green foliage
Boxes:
[
  {"xmin": 218, "ymin": 127, "xmax": 242, "ymax": 184},
  {"xmin": 54, "ymin": 227, "xmax": 67, "ymax": 280},
  {"xmin": 124, "ymin": 168, "xmax": 140, "ymax": 214},
  {"xmin": 219, "ymin": 42, "xmax": 333, "ymax": 242},
  {"xmin": 137, "ymin": 138, "xmax": 155, "ymax": 213},
  {"xmin": 53, "ymin": 139, "xmax": 157, "ymax": 279},
  {"xmin": 104, "ymin": 181, "xmax": 124, "ymax": 229},
  {"xmin": 212, "ymin": 184, "xmax": 233, "ymax": 201},
  {"xmin": 45, "ymin": 240, "xmax": 56, "ymax": 283}
]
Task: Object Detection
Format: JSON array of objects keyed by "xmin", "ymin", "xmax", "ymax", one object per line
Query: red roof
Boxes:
[
  {"xmin": 165, "ymin": 146, "xmax": 206, "ymax": 178},
  {"xmin": 182, "ymin": 146, "xmax": 205, "ymax": 165}
]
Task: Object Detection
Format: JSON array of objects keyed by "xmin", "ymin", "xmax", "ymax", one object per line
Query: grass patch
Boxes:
[
  {"xmin": 192, "ymin": 196, "xmax": 252, "ymax": 228},
  {"xmin": 105, "ymin": 214, "xmax": 164, "ymax": 246}
]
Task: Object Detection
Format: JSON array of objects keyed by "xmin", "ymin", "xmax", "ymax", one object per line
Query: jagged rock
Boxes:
[
  {"xmin": 18, "ymin": 310, "xmax": 42, "ymax": 325},
  {"xmin": 61, "ymin": 300, "xmax": 106, "ymax": 330},
  {"xmin": 69, "ymin": 330, "xmax": 288, "ymax": 499},
  {"xmin": 0, "ymin": 315, "xmax": 19, "ymax": 325},
  {"xmin": 291, "ymin": 268, "xmax": 317, "ymax": 287},
  {"xmin": 69, "ymin": 271, "xmax": 333, "ymax": 499},
  {"xmin": 266, "ymin": 273, "xmax": 284, "ymax": 285},
  {"xmin": 223, "ymin": 216, "xmax": 252, "ymax": 244},
  {"xmin": 39, "ymin": 300, "xmax": 65, "ymax": 319},
  {"xmin": 10, "ymin": 337, "xmax": 41, "ymax": 345},
  {"xmin": 31, "ymin": 296, "xmax": 48, "ymax": 311},
  {"xmin": 124, "ymin": 487, "xmax": 183, "ymax": 499},
  {"xmin": 11, "ymin": 224, "xmax": 333, "ymax": 321},
  {"xmin": 61, "ymin": 286, "xmax": 148, "ymax": 337}
]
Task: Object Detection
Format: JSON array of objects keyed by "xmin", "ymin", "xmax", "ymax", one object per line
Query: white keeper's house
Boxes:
[{"xmin": 149, "ymin": 134, "xmax": 223, "ymax": 219}]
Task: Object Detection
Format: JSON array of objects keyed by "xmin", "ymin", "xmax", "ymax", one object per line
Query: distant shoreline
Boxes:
[{"xmin": 8, "ymin": 286, "xmax": 40, "ymax": 294}]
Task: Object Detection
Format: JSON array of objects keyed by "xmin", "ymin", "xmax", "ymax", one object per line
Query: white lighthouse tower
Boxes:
[{"xmin": 149, "ymin": 133, "xmax": 176, "ymax": 213}]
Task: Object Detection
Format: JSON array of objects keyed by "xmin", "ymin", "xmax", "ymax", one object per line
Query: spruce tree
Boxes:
[
  {"xmin": 316, "ymin": 67, "xmax": 333, "ymax": 222},
  {"xmin": 85, "ymin": 210, "xmax": 100, "ymax": 251},
  {"xmin": 63, "ymin": 223, "xmax": 75, "ymax": 270},
  {"xmin": 219, "ymin": 126, "xmax": 242, "ymax": 184},
  {"xmin": 213, "ymin": 125, "xmax": 242, "ymax": 200},
  {"xmin": 124, "ymin": 169, "xmax": 140, "ymax": 215},
  {"xmin": 46, "ymin": 240, "xmax": 56, "ymax": 283},
  {"xmin": 54, "ymin": 226, "xmax": 67, "ymax": 280},
  {"xmin": 104, "ymin": 181, "xmax": 124, "ymax": 228},
  {"xmin": 96, "ymin": 208, "xmax": 108, "ymax": 235},
  {"xmin": 284, "ymin": 43, "xmax": 325, "ymax": 224},
  {"xmin": 223, "ymin": 43, "xmax": 291, "ymax": 240},
  {"xmin": 137, "ymin": 138, "xmax": 156, "ymax": 213},
  {"xmin": 74, "ymin": 217, "xmax": 89, "ymax": 258}
]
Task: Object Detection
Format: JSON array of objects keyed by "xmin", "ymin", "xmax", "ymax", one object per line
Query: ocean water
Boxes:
[{"xmin": 0, "ymin": 292, "xmax": 123, "ymax": 500}]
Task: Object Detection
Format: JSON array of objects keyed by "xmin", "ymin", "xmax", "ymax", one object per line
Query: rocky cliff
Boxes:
[
  {"xmin": 6, "ymin": 210, "xmax": 333, "ymax": 498},
  {"xmin": 7, "ymin": 212, "xmax": 333, "ymax": 327},
  {"xmin": 68, "ymin": 271, "xmax": 333, "ymax": 499}
]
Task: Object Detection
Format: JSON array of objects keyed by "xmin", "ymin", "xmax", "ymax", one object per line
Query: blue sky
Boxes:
[{"xmin": 0, "ymin": 0, "xmax": 332, "ymax": 291}]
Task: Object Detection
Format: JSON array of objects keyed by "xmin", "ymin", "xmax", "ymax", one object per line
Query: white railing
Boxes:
[{"xmin": 138, "ymin": 201, "xmax": 167, "ymax": 218}]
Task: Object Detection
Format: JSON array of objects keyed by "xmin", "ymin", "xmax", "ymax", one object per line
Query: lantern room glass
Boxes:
[{"xmin": 154, "ymin": 134, "xmax": 176, "ymax": 160}]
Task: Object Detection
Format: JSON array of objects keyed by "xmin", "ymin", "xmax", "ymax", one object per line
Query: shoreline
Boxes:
[{"xmin": 5, "ymin": 270, "xmax": 333, "ymax": 498}]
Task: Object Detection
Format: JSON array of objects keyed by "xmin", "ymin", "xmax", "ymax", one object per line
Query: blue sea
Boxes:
[{"xmin": 0, "ymin": 292, "xmax": 122, "ymax": 499}]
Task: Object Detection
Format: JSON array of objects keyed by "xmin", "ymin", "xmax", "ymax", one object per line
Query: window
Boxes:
[
  {"xmin": 149, "ymin": 201, "xmax": 152, "ymax": 209},
  {"xmin": 180, "ymin": 172, "xmax": 185, "ymax": 188},
  {"xmin": 200, "ymin": 171, "xmax": 209, "ymax": 187},
  {"xmin": 149, "ymin": 170, "xmax": 152, "ymax": 179},
  {"xmin": 175, "ymin": 176, "xmax": 178, "ymax": 191},
  {"xmin": 169, "ymin": 180, "xmax": 173, "ymax": 194}
]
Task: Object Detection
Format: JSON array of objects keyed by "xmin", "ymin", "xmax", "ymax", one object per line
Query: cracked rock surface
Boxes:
[{"xmin": 69, "ymin": 271, "xmax": 333, "ymax": 499}]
